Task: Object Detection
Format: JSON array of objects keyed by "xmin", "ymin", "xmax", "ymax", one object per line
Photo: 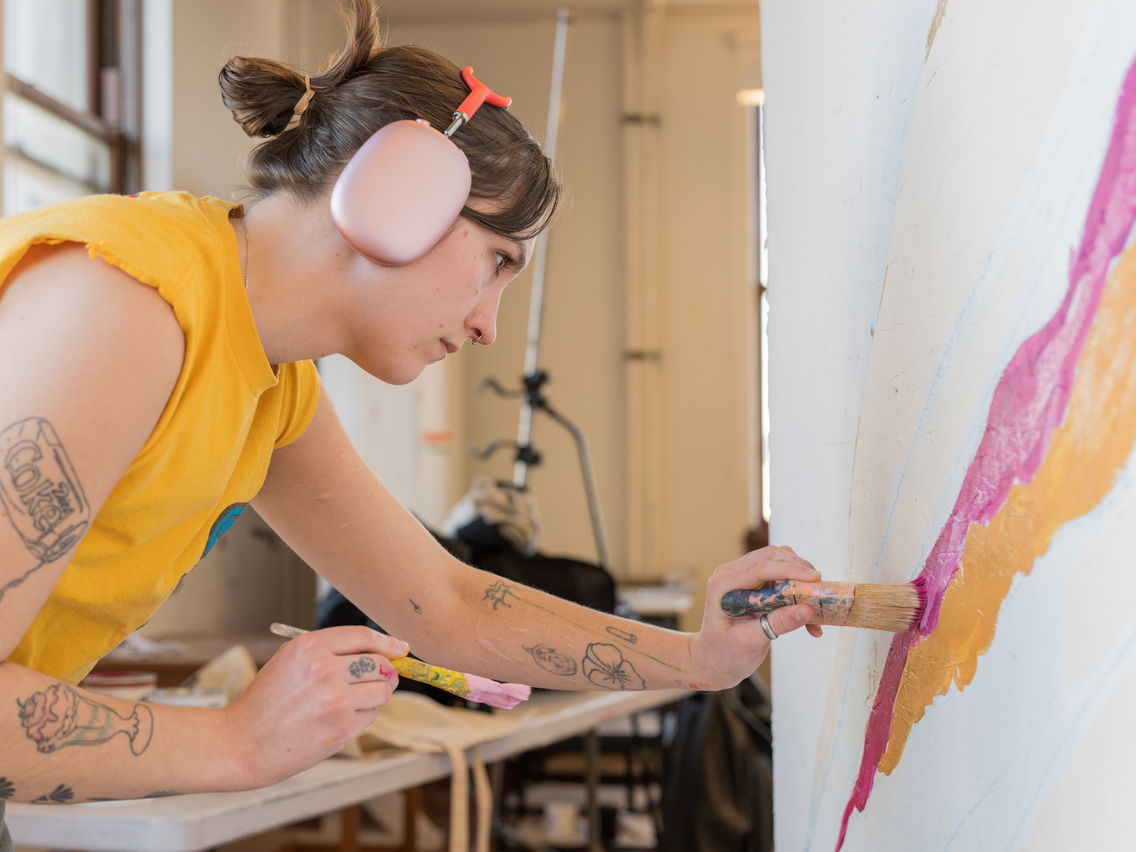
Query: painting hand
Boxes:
[
  {"xmin": 223, "ymin": 625, "xmax": 407, "ymax": 789},
  {"xmin": 691, "ymin": 545, "xmax": 822, "ymax": 689}
]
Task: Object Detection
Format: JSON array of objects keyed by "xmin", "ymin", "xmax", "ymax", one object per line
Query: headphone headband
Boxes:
[{"xmin": 444, "ymin": 67, "xmax": 513, "ymax": 137}]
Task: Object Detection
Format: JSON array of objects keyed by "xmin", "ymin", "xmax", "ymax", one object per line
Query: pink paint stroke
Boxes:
[{"xmin": 836, "ymin": 56, "xmax": 1136, "ymax": 851}]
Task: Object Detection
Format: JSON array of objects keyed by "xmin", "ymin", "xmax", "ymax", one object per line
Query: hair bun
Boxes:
[{"xmin": 219, "ymin": 56, "xmax": 312, "ymax": 138}]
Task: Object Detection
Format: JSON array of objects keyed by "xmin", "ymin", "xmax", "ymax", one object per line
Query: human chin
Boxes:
[{"xmin": 349, "ymin": 353, "xmax": 424, "ymax": 386}]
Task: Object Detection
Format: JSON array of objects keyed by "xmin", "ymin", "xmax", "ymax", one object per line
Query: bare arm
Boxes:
[
  {"xmin": 0, "ymin": 243, "xmax": 240, "ymax": 802},
  {"xmin": 0, "ymin": 246, "xmax": 402, "ymax": 801},
  {"xmin": 253, "ymin": 389, "xmax": 819, "ymax": 693}
]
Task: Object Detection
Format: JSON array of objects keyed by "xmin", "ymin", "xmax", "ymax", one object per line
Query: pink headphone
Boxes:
[{"xmin": 330, "ymin": 66, "xmax": 512, "ymax": 266}]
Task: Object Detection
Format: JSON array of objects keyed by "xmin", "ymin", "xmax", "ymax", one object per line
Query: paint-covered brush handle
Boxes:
[{"xmin": 721, "ymin": 580, "xmax": 857, "ymax": 624}]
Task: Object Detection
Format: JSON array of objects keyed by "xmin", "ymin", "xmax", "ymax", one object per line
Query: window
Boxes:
[{"xmin": 3, "ymin": 0, "xmax": 140, "ymax": 214}]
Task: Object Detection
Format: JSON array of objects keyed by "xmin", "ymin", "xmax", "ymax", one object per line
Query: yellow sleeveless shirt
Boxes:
[{"xmin": 0, "ymin": 191, "xmax": 320, "ymax": 683}]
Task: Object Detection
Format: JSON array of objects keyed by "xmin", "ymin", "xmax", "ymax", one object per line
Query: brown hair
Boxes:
[{"xmin": 218, "ymin": 0, "xmax": 560, "ymax": 240}]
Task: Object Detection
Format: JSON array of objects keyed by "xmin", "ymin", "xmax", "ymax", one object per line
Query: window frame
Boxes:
[{"xmin": 3, "ymin": 0, "xmax": 142, "ymax": 199}]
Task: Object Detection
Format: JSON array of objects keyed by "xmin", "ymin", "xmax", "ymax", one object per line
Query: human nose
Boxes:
[{"xmin": 467, "ymin": 287, "xmax": 503, "ymax": 346}]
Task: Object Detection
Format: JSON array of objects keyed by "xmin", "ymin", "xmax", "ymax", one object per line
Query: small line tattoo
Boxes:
[
  {"xmin": 605, "ymin": 626, "xmax": 639, "ymax": 644},
  {"xmin": 525, "ymin": 644, "xmax": 578, "ymax": 677},
  {"xmin": 349, "ymin": 656, "xmax": 377, "ymax": 679},
  {"xmin": 482, "ymin": 581, "xmax": 517, "ymax": 611},
  {"xmin": 409, "ymin": 598, "xmax": 422, "ymax": 614},
  {"xmin": 17, "ymin": 684, "xmax": 153, "ymax": 755},
  {"xmin": 582, "ymin": 643, "xmax": 645, "ymax": 691},
  {"xmin": 0, "ymin": 419, "xmax": 91, "ymax": 592}
]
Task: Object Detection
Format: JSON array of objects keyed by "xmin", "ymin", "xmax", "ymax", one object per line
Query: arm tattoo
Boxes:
[
  {"xmin": 605, "ymin": 626, "xmax": 639, "ymax": 644},
  {"xmin": 33, "ymin": 784, "xmax": 74, "ymax": 804},
  {"xmin": 349, "ymin": 656, "xmax": 377, "ymax": 679},
  {"xmin": 525, "ymin": 644, "xmax": 579, "ymax": 677},
  {"xmin": 0, "ymin": 418, "xmax": 90, "ymax": 602},
  {"xmin": 582, "ymin": 643, "xmax": 645, "ymax": 691},
  {"xmin": 17, "ymin": 684, "xmax": 153, "ymax": 755},
  {"xmin": 409, "ymin": 598, "xmax": 422, "ymax": 614},
  {"xmin": 482, "ymin": 581, "xmax": 517, "ymax": 611}
]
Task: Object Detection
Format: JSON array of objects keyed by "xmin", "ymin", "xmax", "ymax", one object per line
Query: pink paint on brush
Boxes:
[
  {"xmin": 465, "ymin": 674, "xmax": 532, "ymax": 709},
  {"xmin": 836, "ymin": 57, "xmax": 1136, "ymax": 851}
]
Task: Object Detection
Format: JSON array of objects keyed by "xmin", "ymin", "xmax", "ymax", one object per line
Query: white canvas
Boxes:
[{"xmin": 764, "ymin": 1, "xmax": 1136, "ymax": 849}]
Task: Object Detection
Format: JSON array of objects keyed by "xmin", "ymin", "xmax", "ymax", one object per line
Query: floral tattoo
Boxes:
[{"xmin": 582, "ymin": 643, "xmax": 645, "ymax": 691}]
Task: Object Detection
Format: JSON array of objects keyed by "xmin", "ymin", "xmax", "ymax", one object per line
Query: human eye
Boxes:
[
  {"xmin": 488, "ymin": 240, "xmax": 522, "ymax": 277},
  {"xmin": 494, "ymin": 250, "xmax": 520, "ymax": 276}
]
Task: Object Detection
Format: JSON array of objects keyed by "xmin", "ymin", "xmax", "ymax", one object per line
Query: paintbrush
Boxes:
[
  {"xmin": 268, "ymin": 623, "xmax": 531, "ymax": 709},
  {"xmin": 720, "ymin": 578, "xmax": 928, "ymax": 632}
]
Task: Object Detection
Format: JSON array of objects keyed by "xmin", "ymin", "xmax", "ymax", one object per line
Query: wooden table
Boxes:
[{"xmin": 5, "ymin": 688, "xmax": 689, "ymax": 852}]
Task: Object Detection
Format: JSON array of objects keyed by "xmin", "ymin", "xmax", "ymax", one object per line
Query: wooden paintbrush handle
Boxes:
[{"xmin": 721, "ymin": 580, "xmax": 857, "ymax": 625}]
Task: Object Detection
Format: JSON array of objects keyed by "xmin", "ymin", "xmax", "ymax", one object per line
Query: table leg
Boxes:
[
  {"xmin": 403, "ymin": 788, "xmax": 420, "ymax": 852},
  {"xmin": 339, "ymin": 804, "xmax": 359, "ymax": 852},
  {"xmin": 585, "ymin": 729, "xmax": 601, "ymax": 852}
]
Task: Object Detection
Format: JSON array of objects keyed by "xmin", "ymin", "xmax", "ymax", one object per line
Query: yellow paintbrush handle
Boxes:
[{"xmin": 391, "ymin": 657, "xmax": 471, "ymax": 697}]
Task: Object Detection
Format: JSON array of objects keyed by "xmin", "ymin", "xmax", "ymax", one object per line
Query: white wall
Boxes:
[{"xmin": 764, "ymin": 0, "xmax": 1136, "ymax": 849}]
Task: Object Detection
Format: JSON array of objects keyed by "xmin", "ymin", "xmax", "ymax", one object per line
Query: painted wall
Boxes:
[{"xmin": 764, "ymin": 0, "xmax": 1136, "ymax": 849}]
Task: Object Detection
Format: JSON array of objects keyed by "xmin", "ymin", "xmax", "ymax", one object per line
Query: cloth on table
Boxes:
[{"xmin": 188, "ymin": 641, "xmax": 526, "ymax": 852}]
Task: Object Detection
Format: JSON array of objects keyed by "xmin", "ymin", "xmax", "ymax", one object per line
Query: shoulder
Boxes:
[
  {"xmin": 2, "ymin": 241, "xmax": 184, "ymax": 364},
  {"xmin": 0, "ymin": 192, "xmax": 239, "ymax": 288}
]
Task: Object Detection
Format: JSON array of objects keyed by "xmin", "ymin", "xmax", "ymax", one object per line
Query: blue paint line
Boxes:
[
  {"xmin": 1005, "ymin": 619, "xmax": 1136, "ymax": 849},
  {"xmin": 944, "ymin": 767, "xmax": 1009, "ymax": 850}
]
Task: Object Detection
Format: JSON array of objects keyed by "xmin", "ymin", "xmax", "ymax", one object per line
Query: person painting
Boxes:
[{"xmin": 0, "ymin": 0, "xmax": 820, "ymax": 837}]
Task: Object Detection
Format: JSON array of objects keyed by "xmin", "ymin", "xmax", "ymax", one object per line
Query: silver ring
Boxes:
[
  {"xmin": 758, "ymin": 613, "xmax": 778, "ymax": 641},
  {"xmin": 472, "ymin": 333, "xmax": 483, "ymax": 346}
]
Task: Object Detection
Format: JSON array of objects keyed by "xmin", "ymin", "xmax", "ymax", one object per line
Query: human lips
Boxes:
[{"xmin": 440, "ymin": 339, "xmax": 459, "ymax": 356}]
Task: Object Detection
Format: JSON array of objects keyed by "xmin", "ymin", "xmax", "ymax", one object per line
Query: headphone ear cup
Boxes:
[{"xmin": 331, "ymin": 120, "xmax": 472, "ymax": 265}]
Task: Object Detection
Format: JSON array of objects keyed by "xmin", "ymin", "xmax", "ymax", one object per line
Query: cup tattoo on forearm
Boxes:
[{"xmin": 18, "ymin": 683, "xmax": 153, "ymax": 756}]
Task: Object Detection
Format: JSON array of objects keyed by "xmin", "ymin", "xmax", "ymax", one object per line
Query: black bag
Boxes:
[{"xmin": 659, "ymin": 675, "xmax": 774, "ymax": 852}]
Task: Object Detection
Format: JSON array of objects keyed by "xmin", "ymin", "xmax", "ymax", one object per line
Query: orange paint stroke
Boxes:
[{"xmin": 881, "ymin": 239, "xmax": 1136, "ymax": 771}]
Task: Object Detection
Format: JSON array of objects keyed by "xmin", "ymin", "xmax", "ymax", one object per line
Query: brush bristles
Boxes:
[
  {"xmin": 846, "ymin": 583, "xmax": 925, "ymax": 632},
  {"xmin": 464, "ymin": 674, "xmax": 532, "ymax": 709}
]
